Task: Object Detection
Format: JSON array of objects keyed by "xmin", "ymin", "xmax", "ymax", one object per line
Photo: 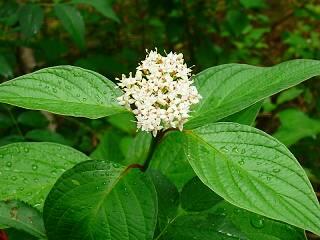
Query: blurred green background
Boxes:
[{"xmin": 0, "ymin": 0, "xmax": 320, "ymax": 238}]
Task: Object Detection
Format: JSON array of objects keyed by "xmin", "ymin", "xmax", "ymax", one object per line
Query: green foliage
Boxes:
[
  {"xmin": 1, "ymin": 1, "xmax": 320, "ymax": 239},
  {"xmin": 19, "ymin": 4, "xmax": 44, "ymax": 39},
  {"xmin": 0, "ymin": 142, "xmax": 90, "ymax": 209},
  {"xmin": 54, "ymin": 4, "xmax": 86, "ymax": 49},
  {"xmin": 183, "ymin": 122, "xmax": 320, "ymax": 235},
  {"xmin": 44, "ymin": 160, "xmax": 157, "ymax": 240},
  {"xmin": 0, "ymin": 66, "xmax": 125, "ymax": 118},
  {"xmin": 186, "ymin": 60, "xmax": 320, "ymax": 129},
  {"xmin": 273, "ymin": 109, "xmax": 320, "ymax": 146}
]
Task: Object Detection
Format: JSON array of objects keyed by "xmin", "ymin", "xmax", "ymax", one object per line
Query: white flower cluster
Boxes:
[{"xmin": 116, "ymin": 49, "xmax": 201, "ymax": 136}]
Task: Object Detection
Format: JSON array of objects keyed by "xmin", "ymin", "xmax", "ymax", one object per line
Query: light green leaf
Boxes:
[
  {"xmin": 0, "ymin": 66, "xmax": 125, "ymax": 118},
  {"xmin": 19, "ymin": 3, "xmax": 44, "ymax": 38},
  {"xmin": 54, "ymin": 4, "xmax": 85, "ymax": 49},
  {"xmin": 273, "ymin": 108, "xmax": 320, "ymax": 146},
  {"xmin": 149, "ymin": 131, "xmax": 194, "ymax": 189},
  {"xmin": 72, "ymin": 0, "xmax": 120, "ymax": 22},
  {"xmin": 186, "ymin": 59, "xmax": 320, "ymax": 129},
  {"xmin": 183, "ymin": 122, "xmax": 320, "ymax": 235},
  {"xmin": 0, "ymin": 142, "xmax": 90, "ymax": 209},
  {"xmin": 43, "ymin": 160, "xmax": 157, "ymax": 240},
  {"xmin": 0, "ymin": 200, "xmax": 45, "ymax": 239}
]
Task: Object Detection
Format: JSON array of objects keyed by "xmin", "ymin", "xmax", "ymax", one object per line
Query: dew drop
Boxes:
[
  {"xmin": 232, "ymin": 147, "xmax": 239, "ymax": 153},
  {"xmin": 6, "ymin": 161, "xmax": 12, "ymax": 168},
  {"xmin": 11, "ymin": 176, "xmax": 17, "ymax": 181},
  {"xmin": 24, "ymin": 147, "xmax": 29, "ymax": 153},
  {"xmin": 32, "ymin": 164, "xmax": 38, "ymax": 171},
  {"xmin": 238, "ymin": 160, "xmax": 245, "ymax": 165},
  {"xmin": 71, "ymin": 179, "xmax": 80, "ymax": 186},
  {"xmin": 220, "ymin": 146, "xmax": 228, "ymax": 153},
  {"xmin": 250, "ymin": 217, "xmax": 265, "ymax": 229},
  {"xmin": 0, "ymin": 154, "xmax": 4, "ymax": 158},
  {"xmin": 273, "ymin": 168, "xmax": 280, "ymax": 173}
]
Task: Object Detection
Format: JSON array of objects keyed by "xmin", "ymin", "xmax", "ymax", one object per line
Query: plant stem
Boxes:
[{"xmin": 142, "ymin": 133, "xmax": 162, "ymax": 171}]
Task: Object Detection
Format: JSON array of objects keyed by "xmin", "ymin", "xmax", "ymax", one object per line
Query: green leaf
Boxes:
[
  {"xmin": 181, "ymin": 177, "xmax": 222, "ymax": 212},
  {"xmin": 0, "ymin": 113, "xmax": 13, "ymax": 129},
  {"xmin": 43, "ymin": 160, "xmax": 157, "ymax": 240},
  {"xmin": 273, "ymin": 109, "xmax": 320, "ymax": 146},
  {"xmin": 0, "ymin": 66, "xmax": 125, "ymax": 118},
  {"xmin": 222, "ymin": 101, "xmax": 262, "ymax": 126},
  {"xmin": 19, "ymin": 3, "xmax": 44, "ymax": 38},
  {"xmin": 212, "ymin": 201, "xmax": 307, "ymax": 240},
  {"xmin": 150, "ymin": 131, "xmax": 194, "ymax": 189},
  {"xmin": 90, "ymin": 129, "xmax": 126, "ymax": 162},
  {"xmin": 72, "ymin": 0, "xmax": 120, "ymax": 22},
  {"xmin": 0, "ymin": 55, "xmax": 13, "ymax": 78},
  {"xmin": 0, "ymin": 142, "xmax": 90, "ymax": 209},
  {"xmin": 107, "ymin": 112, "xmax": 136, "ymax": 134},
  {"xmin": 182, "ymin": 122, "xmax": 320, "ymax": 235},
  {"xmin": 4, "ymin": 228, "xmax": 39, "ymax": 240},
  {"xmin": 148, "ymin": 170, "xmax": 179, "ymax": 231},
  {"xmin": 0, "ymin": 200, "xmax": 45, "ymax": 239},
  {"xmin": 276, "ymin": 87, "xmax": 303, "ymax": 105},
  {"xmin": 162, "ymin": 213, "xmax": 246, "ymax": 240},
  {"xmin": 186, "ymin": 60, "xmax": 320, "ymax": 129},
  {"xmin": 54, "ymin": 4, "xmax": 85, "ymax": 49},
  {"xmin": 123, "ymin": 131, "xmax": 152, "ymax": 165},
  {"xmin": 240, "ymin": 0, "xmax": 267, "ymax": 9},
  {"xmin": 17, "ymin": 111, "xmax": 48, "ymax": 128},
  {"xmin": 25, "ymin": 129, "xmax": 71, "ymax": 146}
]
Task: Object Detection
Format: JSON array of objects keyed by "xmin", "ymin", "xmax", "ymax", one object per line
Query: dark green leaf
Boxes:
[
  {"xmin": 17, "ymin": 111, "xmax": 48, "ymax": 128},
  {"xmin": 25, "ymin": 129, "xmax": 71, "ymax": 146},
  {"xmin": 211, "ymin": 201, "xmax": 307, "ymax": 240},
  {"xmin": 54, "ymin": 4, "xmax": 85, "ymax": 49},
  {"xmin": 0, "ymin": 55, "xmax": 13, "ymax": 78},
  {"xmin": 19, "ymin": 4, "xmax": 44, "ymax": 38},
  {"xmin": 148, "ymin": 170, "xmax": 179, "ymax": 231},
  {"xmin": 162, "ymin": 213, "xmax": 246, "ymax": 240},
  {"xmin": 44, "ymin": 160, "xmax": 157, "ymax": 240},
  {"xmin": 150, "ymin": 131, "xmax": 194, "ymax": 189},
  {"xmin": 72, "ymin": 0, "xmax": 120, "ymax": 22},
  {"xmin": 181, "ymin": 177, "xmax": 223, "ymax": 212}
]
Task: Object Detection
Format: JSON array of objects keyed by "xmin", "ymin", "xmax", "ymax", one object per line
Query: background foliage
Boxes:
[{"xmin": 0, "ymin": 0, "xmax": 320, "ymax": 239}]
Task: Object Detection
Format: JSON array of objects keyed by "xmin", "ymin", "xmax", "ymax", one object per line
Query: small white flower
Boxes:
[{"xmin": 116, "ymin": 49, "xmax": 202, "ymax": 136}]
